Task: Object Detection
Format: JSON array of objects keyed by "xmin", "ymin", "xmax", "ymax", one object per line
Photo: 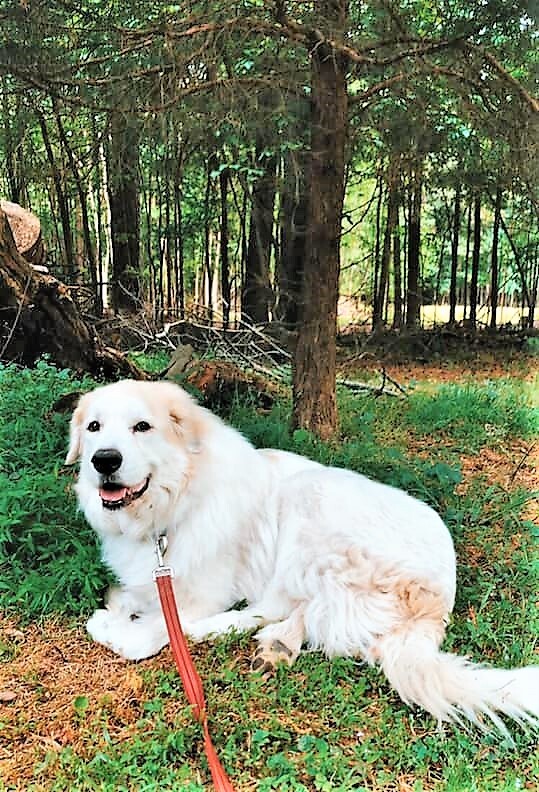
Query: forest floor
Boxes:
[{"xmin": 0, "ymin": 353, "xmax": 538, "ymax": 792}]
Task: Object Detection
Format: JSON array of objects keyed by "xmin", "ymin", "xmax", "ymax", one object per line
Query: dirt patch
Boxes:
[
  {"xmin": 457, "ymin": 440, "xmax": 538, "ymax": 495},
  {"xmin": 339, "ymin": 356, "xmax": 538, "ymax": 386}
]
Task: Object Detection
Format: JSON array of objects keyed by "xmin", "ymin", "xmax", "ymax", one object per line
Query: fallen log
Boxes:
[{"xmin": 0, "ymin": 206, "xmax": 142, "ymax": 379}]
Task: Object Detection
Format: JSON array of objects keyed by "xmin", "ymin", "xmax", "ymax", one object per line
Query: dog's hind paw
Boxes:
[{"xmin": 251, "ymin": 639, "xmax": 295, "ymax": 678}]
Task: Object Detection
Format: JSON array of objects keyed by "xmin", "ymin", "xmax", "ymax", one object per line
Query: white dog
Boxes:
[{"xmin": 66, "ymin": 379, "xmax": 539, "ymax": 733}]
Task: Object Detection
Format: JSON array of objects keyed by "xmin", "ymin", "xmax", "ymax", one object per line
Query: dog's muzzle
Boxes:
[{"xmin": 99, "ymin": 476, "xmax": 150, "ymax": 510}]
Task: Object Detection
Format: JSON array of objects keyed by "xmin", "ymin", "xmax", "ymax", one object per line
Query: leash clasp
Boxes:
[{"xmin": 153, "ymin": 533, "xmax": 174, "ymax": 580}]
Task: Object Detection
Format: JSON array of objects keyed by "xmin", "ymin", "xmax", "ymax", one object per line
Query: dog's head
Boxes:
[{"xmin": 66, "ymin": 380, "xmax": 206, "ymax": 525}]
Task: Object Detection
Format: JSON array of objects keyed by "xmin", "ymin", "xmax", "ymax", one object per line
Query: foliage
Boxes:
[
  {"xmin": 0, "ymin": 362, "xmax": 111, "ymax": 618},
  {"xmin": 0, "ymin": 2, "xmax": 537, "ymax": 328}
]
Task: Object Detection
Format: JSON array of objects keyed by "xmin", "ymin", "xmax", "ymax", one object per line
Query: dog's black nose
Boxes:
[{"xmin": 91, "ymin": 448, "xmax": 123, "ymax": 476}]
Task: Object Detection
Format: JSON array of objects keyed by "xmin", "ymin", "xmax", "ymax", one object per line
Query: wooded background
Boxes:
[{"xmin": 0, "ymin": 1, "xmax": 537, "ymax": 436}]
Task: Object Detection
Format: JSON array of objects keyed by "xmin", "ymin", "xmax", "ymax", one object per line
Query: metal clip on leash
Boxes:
[
  {"xmin": 153, "ymin": 533, "xmax": 172, "ymax": 579},
  {"xmin": 153, "ymin": 534, "xmax": 235, "ymax": 792}
]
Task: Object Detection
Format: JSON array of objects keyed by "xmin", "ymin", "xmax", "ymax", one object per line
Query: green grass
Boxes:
[
  {"xmin": 0, "ymin": 362, "xmax": 111, "ymax": 618},
  {"xmin": 0, "ymin": 360, "xmax": 537, "ymax": 791},
  {"xmin": 403, "ymin": 381, "xmax": 538, "ymax": 451}
]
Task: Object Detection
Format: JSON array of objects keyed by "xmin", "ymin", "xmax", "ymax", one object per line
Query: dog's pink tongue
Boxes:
[{"xmin": 100, "ymin": 487, "xmax": 128, "ymax": 502}]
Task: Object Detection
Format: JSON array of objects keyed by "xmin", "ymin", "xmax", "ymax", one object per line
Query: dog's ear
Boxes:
[
  {"xmin": 167, "ymin": 387, "xmax": 205, "ymax": 453},
  {"xmin": 65, "ymin": 395, "xmax": 88, "ymax": 464}
]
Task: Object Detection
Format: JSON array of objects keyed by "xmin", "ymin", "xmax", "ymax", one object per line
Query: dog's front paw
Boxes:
[
  {"xmin": 86, "ymin": 608, "xmax": 167, "ymax": 661},
  {"xmin": 87, "ymin": 608, "xmax": 115, "ymax": 650}
]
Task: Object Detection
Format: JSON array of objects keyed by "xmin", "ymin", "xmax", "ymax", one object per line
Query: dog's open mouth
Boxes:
[{"xmin": 99, "ymin": 477, "xmax": 150, "ymax": 510}]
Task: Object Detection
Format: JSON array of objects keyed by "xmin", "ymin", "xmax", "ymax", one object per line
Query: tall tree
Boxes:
[{"xmin": 292, "ymin": 0, "xmax": 348, "ymax": 439}]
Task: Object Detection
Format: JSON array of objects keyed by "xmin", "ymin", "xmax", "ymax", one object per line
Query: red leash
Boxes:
[{"xmin": 154, "ymin": 537, "xmax": 235, "ymax": 792}]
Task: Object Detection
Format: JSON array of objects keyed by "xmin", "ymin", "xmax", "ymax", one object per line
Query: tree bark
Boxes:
[
  {"xmin": 0, "ymin": 207, "xmax": 141, "ymax": 377},
  {"xmin": 463, "ymin": 202, "xmax": 472, "ymax": 321},
  {"xmin": 242, "ymin": 146, "xmax": 277, "ymax": 324},
  {"xmin": 469, "ymin": 193, "xmax": 481, "ymax": 328},
  {"xmin": 449, "ymin": 184, "xmax": 461, "ymax": 324},
  {"xmin": 490, "ymin": 187, "xmax": 502, "ymax": 330},
  {"xmin": 277, "ymin": 146, "xmax": 309, "ymax": 328},
  {"xmin": 292, "ymin": 1, "xmax": 348, "ymax": 439},
  {"xmin": 392, "ymin": 199, "xmax": 403, "ymax": 329},
  {"xmin": 374, "ymin": 160, "xmax": 398, "ymax": 329},
  {"xmin": 406, "ymin": 164, "xmax": 422, "ymax": 327},
  {"xmin": 36, "ymin": 109, "xmax": 74, "ymax": 280},
  {"xmin": 219, "ymin": 168, "xmax": 231, "ymax": 329},
  {"xmin": 53, "ymin": 101, "xmax": 101, "ymax": 315},
  {"xmin": 108, "ymin": 112, "xmax": 141, "ymax": 313}
]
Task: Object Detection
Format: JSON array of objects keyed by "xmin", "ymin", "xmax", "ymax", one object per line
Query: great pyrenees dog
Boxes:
[{"xmin": 66, "ymin": 379, "xmax": 539, "ymax": 733}]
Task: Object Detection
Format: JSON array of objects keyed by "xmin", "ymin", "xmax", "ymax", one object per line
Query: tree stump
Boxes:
[{"xmin": 0, "ymin": 200, "xmax": 46, "ymax": 268}]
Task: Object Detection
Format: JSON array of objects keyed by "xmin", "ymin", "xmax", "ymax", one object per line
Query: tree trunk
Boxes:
[
  {"xmin": 292, "ymin": 1, "xmax": 348, "ymax": 439},
  {"xmin": 203, "ymin": 159, "xmax": 215, "ymax": 323},
  {"xmin": 0, "ymin": 208, "xmax": 141, "ymax": 377},
  {"xmin": 374, "ymin": 160, "xmax": 398, "ymax": 329},
  {"xmin": 276, "ymin": 146, "xmax": 309, "ymax": 328},
  {"xmin": 36, "ymin": 109, "xmax": 75, "ymax": 280},
  {"xmin": 2, "ymin": 80, "xmax": 25, "ymax": 204},
  {"xmin": 490, "ymin": 187, "xmax": 502, "ymax": 330},
  {"xmin": 108, "ymin": 113, "xmax": 141, "ymax": 313},
  {"xmin": 463, "ymin": 202, "xmax": 472, "ymax": 321},
  {"xmin": 174, "ymin": 177, "xmax": 185, "ymax": 320},
  {"xmin": 372, "ymin": 175, "xmax": 383, "ymax": 326},
  {"xmin": 242, "ymin": 146, "xmax": 276, "ymax": 324},
  {"xmin": 449, "ymin": 184, "xmax": 461, "ymax": 324},
  {"xmin": 406, "ymin": 164, "xmax": 422, "ymax": 328},
  {"xmin": 469, "ymin": 193, "xmax": 481, "ymax": 328},
  {"xmin": 53, "ymin": 100, "xmax": 101, "ymax": 315},
  {"xmin": 392, "ymin": 197, "xmax": 403, "ymax": 328},
  {"xmin": 219, "ymin": 168, "xmax": 231, "ymax": 329}
]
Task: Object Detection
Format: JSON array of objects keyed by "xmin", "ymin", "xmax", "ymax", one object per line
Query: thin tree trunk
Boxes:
[
  {"xmin": 219, "ymin": 168, "xmax": 231, "ymax": 328},
  {"xmin": 406, "ymin": 164, "xmax": 422, "ymax": 327},
  {"xmin": 463, "ymin": 202, "xmax": 472, "ymax": 321},
  {"xmin": 490, "ymin": 187, "xmax": 502, "ymax": 330},
  {"xmin": 292, "ymin": 0, "xmax": 348, "ymax": 439},
  {"xmin": 469, "ymin": 193, "xmax": 481, "ymax": 328},
  {"xmin": 204, "ymin": 161, "xmax": 215, "ymax": 324},
  {"xmin": 242, "ymin": 148, "xmax": 276, "ymax": 324},
  {"xmin": 174, "ymin": 177, "xmax": 185, "ymax": 319},
  {"xmin": 372, "ymin": 175, "xmax": 383, "ymax": 326},
  {"xmin": 374, "ymin": 160, "xmax": 398, "ymax": 329},
  {"xmin": 36, "ymin": 109, "xmax": 74, "ymax": 279},
  {"xmin": 392, "ymin": 198, "xmax": 402, "ymax": 328},
  {"xmin": 277, "ymin": 146, "xmax": 309, "ymax": 328},
  {"xmin": 449, "ymin": 184, "xmax": 461, "ymax": 324},
  {"xmin": 2, "ymin": 79, "xmax": 24, "ymax": 203},
  {"xmin": 53, "ymin": 101, "xmax": 101, "ymax": 314},
  {"xmin": 108, "ymin": 112, "xmax": 141, "ymax": 313}
]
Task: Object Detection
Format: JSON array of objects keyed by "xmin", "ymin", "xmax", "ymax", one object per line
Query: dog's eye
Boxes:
[
  {"xmin": 133, "ymin": 421, "xmax": 152, "ymax": 433},
  {"xmin": 87, "ymin": 420, "xmax": 100, "ymax": 432}
]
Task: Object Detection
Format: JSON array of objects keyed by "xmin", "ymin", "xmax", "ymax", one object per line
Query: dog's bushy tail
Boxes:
[{"xmin": 377, "ymin": 623, "xmax": 539, "ymax": 734}]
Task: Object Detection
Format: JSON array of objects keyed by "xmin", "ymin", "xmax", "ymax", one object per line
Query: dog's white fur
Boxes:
[{"xmin": 67, "ymin": 379, "xmax": 539, "ymax": 733}]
